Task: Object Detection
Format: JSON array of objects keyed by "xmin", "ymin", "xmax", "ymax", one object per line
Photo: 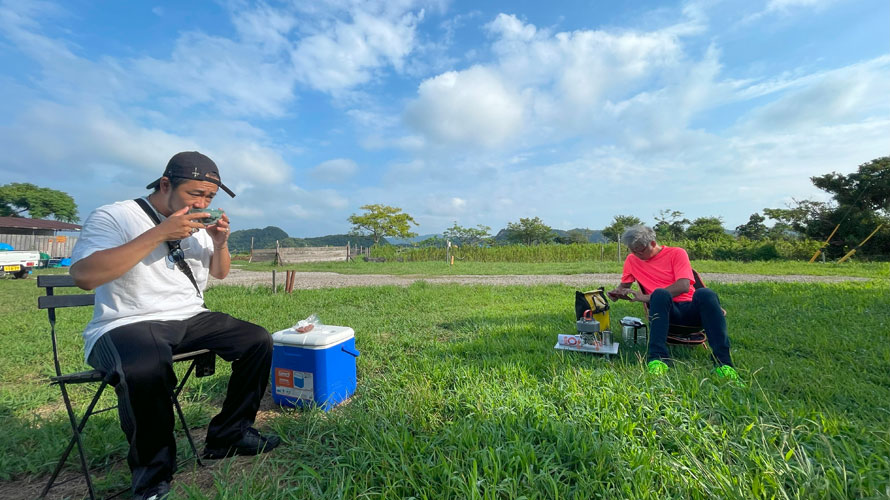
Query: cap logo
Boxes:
[{"xmin": 192, "ymin": 167, "xmax": 200, "ymax": 178}]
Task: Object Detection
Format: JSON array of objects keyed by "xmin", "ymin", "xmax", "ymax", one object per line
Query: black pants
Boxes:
[
  {"xmin": 647, "ymin": 287, "xmax": 733, "ymax": 367},
  {"xmin": 87, "ymin": 311, "xmax": 272, "ymax": 495}
]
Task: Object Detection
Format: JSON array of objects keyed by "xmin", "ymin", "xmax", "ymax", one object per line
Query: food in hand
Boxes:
[{"xmin": 188, "ymin": 208, "xmax": 224, "ymax": 225}]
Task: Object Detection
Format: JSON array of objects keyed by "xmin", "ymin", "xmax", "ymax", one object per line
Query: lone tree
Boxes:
[
  {"xmin": 602, "ymin": 215, "xmax": 642, "ymax": 243},
  {"xmin": 505, "ymin": 217, "xmax": 554, "ymax": 245},
  {"xmin": 653, "ymin": 209, "xmax": 689, "ymax": 241},
  {"xmin": 0, "ymin": 183, "xmax": 79, "ymax": 222},
  {"xmin": 685, "ymin": 216, "xmax": 728, "ymax": 240},
  {"xmin": 735, "ymin": 213, "xmax": 769, "ymax": 240},
  {"xmin": 443, "ymin": 222, "xmax": 492, "ymax": 247},
  {"xmin": 765, "ymin": 156, "xmax": 890, "ymax": 257},
  {"xmin": 348, "ymin": 204, "xmax": 418, "ymax": 246}
]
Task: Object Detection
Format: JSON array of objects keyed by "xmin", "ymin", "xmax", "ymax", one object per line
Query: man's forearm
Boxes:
[
  {"xmin": 664, "ymin": 279, "xmax": 691, "ymax": 298},
  {"xmin": 70, "ymin": 228, "xmax": 164, "ymax": 290},
  {"xmin": 210, "ymin": 244, "xmax": 230, "ymax": 279}
]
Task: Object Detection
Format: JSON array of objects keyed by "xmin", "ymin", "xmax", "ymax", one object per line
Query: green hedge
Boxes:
[{"xmin": 372, "ymin": 238, "xmax": 823, "ymax": 262}]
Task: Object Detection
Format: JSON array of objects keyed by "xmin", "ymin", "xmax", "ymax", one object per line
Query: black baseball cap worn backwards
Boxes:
[{"xmin": 146, "ymin": 151, "xmax": 236, "ymax": 197}]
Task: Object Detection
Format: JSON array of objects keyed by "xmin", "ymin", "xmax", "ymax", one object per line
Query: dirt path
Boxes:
[{"xmin": 210, "ymin": 269, "xmax": 871, "ymax": 289}]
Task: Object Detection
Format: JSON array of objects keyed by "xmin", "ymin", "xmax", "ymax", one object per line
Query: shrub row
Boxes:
[{"xmin": 371, "ymin": 238, "xmax": 822, "ymax": 263}]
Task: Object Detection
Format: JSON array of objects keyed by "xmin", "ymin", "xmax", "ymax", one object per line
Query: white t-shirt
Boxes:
[{"xmin": 71, "ymin": 198, "xmax": 213, "ymax": 361}]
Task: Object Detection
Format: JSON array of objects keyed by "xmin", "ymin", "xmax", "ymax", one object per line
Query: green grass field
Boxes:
[
  {"xmin": 2, "ymin": 271, "xmax": 889, "ymax": 499},
  {"xmin": 234, "ymin": 258, "xmax": 887, "ymax": 278}
]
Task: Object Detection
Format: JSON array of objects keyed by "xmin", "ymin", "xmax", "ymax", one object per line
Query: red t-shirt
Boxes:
[{"xmin": 621, "ymin": 246, "xmax": 695, "ymax": 302}]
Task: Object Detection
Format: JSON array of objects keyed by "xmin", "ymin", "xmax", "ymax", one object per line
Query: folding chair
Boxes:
[
  {"xmin": 37, "ymin": 274, "xmax": 216, "ymax": 500},
  {"xmin": 637, "ymin": 269, "xmax": 724, "ymax": 346}
]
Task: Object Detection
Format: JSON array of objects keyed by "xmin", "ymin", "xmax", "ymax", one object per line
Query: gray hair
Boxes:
[{"xmin": 621, "ymin": 225, "xmax": 657, "ymax": 249}]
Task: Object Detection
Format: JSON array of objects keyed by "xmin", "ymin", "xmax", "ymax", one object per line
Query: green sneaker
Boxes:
[
  {"xmin": 647, "ymin": 360, "xmax": 670, "ymax": 375},
  {"xmin": 714, "ymin": 365, "xmax": 745, "ymax": 387}
]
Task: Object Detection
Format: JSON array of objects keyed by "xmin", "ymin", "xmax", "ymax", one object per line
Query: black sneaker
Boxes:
[
  {"xmin": 137, "ymin": 480, "xmax": 170, "ymax": 500},
  {"xmin": 202, "ymin": 427, "xmax": 281, "ymax": 459}
]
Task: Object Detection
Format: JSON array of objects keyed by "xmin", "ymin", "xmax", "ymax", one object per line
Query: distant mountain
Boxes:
[
  {"xmin": 228, "ymin": 226, "xmax": 289, "ymax": 253},
  {"xmin": 229, "ymin": 226, "xmax": 609, "ymax": 253},
  {"xmin": 228, "ymin": 227, "xmax": 379, "ymax": 253},
  {"xmin": 562, "ymin": 228, "xmax": 607, "ymax": 243},
  {"xmin": 386, "ymin": 233, "xmax": 441, "ymax": 245},
  {"xmin": 281, "ymin": 234, "xmax": 379, "ymax": 248},
  {"xmin": 494, "ymin": 227, "xmax": 606, "ymax": 244}
]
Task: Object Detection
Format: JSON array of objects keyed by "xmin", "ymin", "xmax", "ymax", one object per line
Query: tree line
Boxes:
[
  {"xmin": 348, "ymin": 157, "xmax": 888, "ymax": 259},
  {"xmin": 4, "ymin": 157, "xmax": 886, "ymax": 259}
]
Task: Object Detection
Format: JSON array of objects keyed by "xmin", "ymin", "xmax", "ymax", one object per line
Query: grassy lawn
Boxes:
[
  {"xmin": 2, "ymin": 271, "xmax": 889, "ymax": 498},
  {"xmin": 234, "ymin": 258, "xmax": 888, "ymax": 278}
]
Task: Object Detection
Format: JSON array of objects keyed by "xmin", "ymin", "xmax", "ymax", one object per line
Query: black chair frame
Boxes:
[{"xmin": 37, "ymin": 274, "xmax": 216, "ymax": 500}]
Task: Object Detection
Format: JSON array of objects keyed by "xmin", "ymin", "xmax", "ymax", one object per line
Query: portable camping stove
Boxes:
[{"xmin": 554, "ymin": 309, "xmax": 619, "ymax": 357}]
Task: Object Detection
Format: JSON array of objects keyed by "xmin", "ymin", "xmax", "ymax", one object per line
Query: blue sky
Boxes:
[{"xmin": 1, "ymin": 0, "xmax": 887, "ymax": 238}]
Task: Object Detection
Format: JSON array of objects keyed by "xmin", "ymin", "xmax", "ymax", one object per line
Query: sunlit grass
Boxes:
[
  {"xmin": 3, "ymin": 273, "xmax": 889, "ymax": 498},
  {"xmin": 234, "ymin": 258, "xmax": 887, "ymax": 278}
]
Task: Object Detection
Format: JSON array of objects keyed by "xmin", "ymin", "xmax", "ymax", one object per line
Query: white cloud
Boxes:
[
  {"xmin": 405, "ymin": 65, "xmax": 525, "ymax": 148},
  {"xmin": 0, "ymin": 101, "xmax": 195, "ymax": 178},
  {"xmin": 741, "ymin": 0, "xmax": 837, "ymax": 23},
  {"xmin": 736, "ymin": 56, "xmax": 890, "ymax": 133},
  {"xmin": 766, "ymin": 0, "xmax": 834, "ymax": 13},
  {"xmin": 403, "ymin": 13, "xmax": 698, "ymax": 150},
  {"xmin": 422, "ymin": 195, "xmax": 468, "ymax": 218},
  {"xmin": 0, "ymin": 100, "xmax": 294, "ymax": 225},
  {"xmin": 290, "ymin": 7, "xmax": 423, "ymax": 93},
  {"xmin": 278, "ymin": 187, "xmax": 350, "ymax": 221},
  {"xmin": 1, "ymin": 1, "xmax": 432, "ymax": 120},
  {"xmin": 2, "ymin": 0, "xmax": 886, "ymax": 239},
  {"xmin": 309, "ymin": 158, "xmax": 359, "ymax": 182},
  {"xmin": 227, "ymin": 205, "xmax": 264, "ymax": 218},
  {"xmin": 287, "ymin": 204, "xmax": 312, "ymax": 219},
  {"xmin": 133, "ymin": 32, "xmax": 297, "ymax": 118}
]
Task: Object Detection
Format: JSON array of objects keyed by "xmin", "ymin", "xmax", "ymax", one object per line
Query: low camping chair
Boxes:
[
  {"xmin": 37, "ymin": 274, "xmax": 216, "ymax": 500},
  {"xmin": 637, "ymin": 269, "xmax": 724, "ymax": 346}
]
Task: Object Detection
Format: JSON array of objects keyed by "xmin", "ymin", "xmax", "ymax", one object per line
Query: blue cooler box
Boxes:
[{"xmin": 271, "ymin": 325, "xmax": 360, "ymax": 411}]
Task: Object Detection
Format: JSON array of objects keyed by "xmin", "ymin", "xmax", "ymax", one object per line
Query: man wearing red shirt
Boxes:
[{"xmin": 608, "ymin": 225, "xmax": 740, "ymax": 382}]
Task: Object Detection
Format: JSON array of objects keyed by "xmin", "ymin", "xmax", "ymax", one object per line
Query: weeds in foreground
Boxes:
[{"xmin": 2, "ymin": 278, "xmax": 888, "ymax": 499}]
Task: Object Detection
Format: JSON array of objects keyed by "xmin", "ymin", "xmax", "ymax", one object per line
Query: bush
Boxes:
[{"xmin": 371, "ymin": 238, "xmax": 822, "ymax": 262}]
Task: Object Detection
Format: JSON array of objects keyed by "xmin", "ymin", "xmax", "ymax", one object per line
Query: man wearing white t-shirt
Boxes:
[{"xmin": 70, "ymin": 151, "xmax": 278, "ymax": 500}]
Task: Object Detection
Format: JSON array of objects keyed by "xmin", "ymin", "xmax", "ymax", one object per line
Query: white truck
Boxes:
[{"xmin": 0, "ymin": 250, "xmax": 41, "ymax": 279}]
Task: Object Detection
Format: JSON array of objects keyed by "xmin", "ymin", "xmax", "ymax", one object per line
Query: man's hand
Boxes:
[
  {"xmin": 205, "ymin": 212, "xmax": 231, "ymax": 248},
  {"xmin": 71, "ymin": 206, "xmax": 205, "ymax": 290},
  {"xmin": 207, "ymin": 212, "xmax": 231, "ymax": 279},
  {"xmin": 158, "ymin": 206, "xmax": 207, "ymax": 241},
  {"xmin": 629, "ymin": 292, "xmax": 650, "ymax": 303},
  {"xmin": 607, "ymin": 288, "xmax": 636, "ymax": 301}
]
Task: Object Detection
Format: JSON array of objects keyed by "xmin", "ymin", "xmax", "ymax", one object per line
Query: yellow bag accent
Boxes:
[{"xmin": 575, "ymin": 288, "xmax": 611, "ymax": 331}]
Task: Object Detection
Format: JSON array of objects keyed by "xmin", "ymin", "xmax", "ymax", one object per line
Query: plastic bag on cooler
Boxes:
[{"xmin": 291, "ymin": 314, "xmax": 321, "ymax": 333}]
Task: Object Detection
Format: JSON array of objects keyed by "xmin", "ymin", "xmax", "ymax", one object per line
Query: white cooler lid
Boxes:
[{"xmin": 272, "ymin": 325, "xmax": 355, "ymax": 348}]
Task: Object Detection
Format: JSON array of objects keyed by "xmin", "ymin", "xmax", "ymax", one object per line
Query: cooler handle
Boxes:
[{"xmin": 342, "ymin": 345, "xmax": 361, "ymax": 357}]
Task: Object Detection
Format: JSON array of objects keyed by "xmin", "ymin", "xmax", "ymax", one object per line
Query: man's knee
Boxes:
[
  {"xmin": 650, "ymin": 288, "xmax": 672, "ymax": 304},
  {"xmin": 692, "ymin": 287, "xmax": 719, "ymax": 306},
  {"xmin": 122, "ymin": 356, "xmax": 174, "ymax": 387},
  {"xmin": 244, "ymin": 322, "xmax": 273, "ymax": 354},
  {"xmin": 648, "ymin": 289, "xmax": 672, "ymax": 323}
]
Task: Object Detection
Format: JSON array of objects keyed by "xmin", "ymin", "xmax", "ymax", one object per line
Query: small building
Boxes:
[{"xmin": 0, "ymin": 217, "xmax": 82, "ymax": 257}]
